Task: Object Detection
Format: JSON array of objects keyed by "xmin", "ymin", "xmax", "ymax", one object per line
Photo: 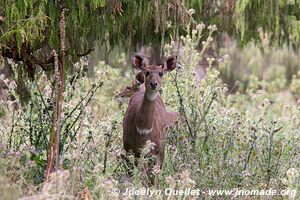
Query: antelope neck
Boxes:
[
  {"xmin": 136, "ymin": 92, "xmax": 158, "ymax": 134},
  {"xmin": 146, "ymin": 90, "xmax": 158, "ymax": 101}
]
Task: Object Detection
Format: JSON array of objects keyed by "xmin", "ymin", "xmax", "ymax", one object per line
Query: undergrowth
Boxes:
[{"xmin": 0, "ymin": 23, "xmax": 299, "ymax": 200}]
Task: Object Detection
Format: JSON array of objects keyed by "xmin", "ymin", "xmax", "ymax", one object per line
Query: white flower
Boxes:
[
  {"xmin": 207, "ymin": 36, "xmax": 214, "ymax": 42},
  {"xmin": 164, "ymin": 44, "xmax": 171, "ymax": 50},
  {"xmin": 286, "ymin": 168, "xmax": 299, "ymax": 178},
  {"xmin": 166, "ymin": 176, "xmax": 176, "ymax": 188},
  {"xmin": 74, "ymin": 62, "xmax": 80, "ymax": 69},
  {"xmin": 212, "ymin": 25, "xmax": 218, "ymax": 31},
  {"xmin": 242, "ymin": 170, "xmax": 251, "ymax": 177},
  {"xmin": 8, "ymin": 81, "xmax": 17, "ymax": 90},
  {"xmin": 152, "ymin": 164, "xmax": 161, "ymax": 175},
  {"xmin": 7, "ymin": 58, "xmax": 14, "ymax": 65},
  {"xmin": 208, "ymin": 24, "xmax": 217, "ymax": 32},
  {"xmin": 207, "ymin": 57, "xmax": 215, "ymax": 63},
  {"xmin": 186, "ymin": 36, "xmax": 191, "ymax": 43},
  {"xmin": 192, "ymin": 29, "xmax": 197, "ymax": 36},
  {"xmin": 188, "ymin": 9, "xmax": 195, "ymax": 15},
  {"xmin": 85, "ymin": 106, "xmax": 92, "ymax": 114},
  {"xmin": 223, "ymin": 54, "xmax": 230, "ymax": 60},
  {"xmin": 44, "ymin": 85, "xmax": 52, "ymax": 98},
  {"xmin": 196, "ymin": 23, "xmax": 205, "ymax": 30},
  {"xmin": 142, "ymin": 140, "xmax": 156, "ymax": 154},
  {"xmin": 167, "ymin": 21, "xmax": 172, "ymax": 28}
]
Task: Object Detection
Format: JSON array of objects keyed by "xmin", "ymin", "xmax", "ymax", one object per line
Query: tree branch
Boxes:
[{"xmin": 76, "ymin": 48, "xmax": 95, "ymax": 57}]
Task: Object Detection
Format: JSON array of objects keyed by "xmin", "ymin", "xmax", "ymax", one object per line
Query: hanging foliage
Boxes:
[
  {"xmin": 0, "ymin": 0, "xmax": 299, "ymax": 80},
  {"xmin": 0, "ymin": 0, "xmax": 190, "ymax": 78},
  {"xmin": 185, "ymin": 0, "xmax": 300, "ymax": 48}
]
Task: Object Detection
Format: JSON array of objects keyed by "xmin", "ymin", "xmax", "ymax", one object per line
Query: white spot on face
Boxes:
[{"xmin": 136, "ymin": 126, "xmax": 153, "ymax": 135}]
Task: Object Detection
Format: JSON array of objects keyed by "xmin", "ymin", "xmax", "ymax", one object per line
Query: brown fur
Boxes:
[
  {"xmin": 123, "ymin": 54, "xmax": 180, "ymax": 173},
  {"xmin": 117, "ymin": 80, "xmax": 145, "ymax": 99},
  {"xmin": 123, "ymin": 91, "xmax": 168, "ymax": 162}
]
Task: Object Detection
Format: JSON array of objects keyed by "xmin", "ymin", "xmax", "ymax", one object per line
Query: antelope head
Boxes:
[{"xmin": 131, "ymin": 54, "xmax": 177, "ymax": 101}]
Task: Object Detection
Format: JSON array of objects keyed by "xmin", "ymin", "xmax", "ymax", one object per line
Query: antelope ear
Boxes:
[
  {"xmin": 163, "ymin": 55, "xmax": 177, "ymax": 72},
  {"xmin": 131, "ymin": 54, "xmax": 147, "ymax": 70},
  {"xmin": 135, "ymin": 71, "xmax": 145, "ymax": 84}
]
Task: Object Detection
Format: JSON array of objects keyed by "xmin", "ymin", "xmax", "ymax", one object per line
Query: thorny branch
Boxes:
[{"xmin": 171, "ymin": 69, "xmax": 194, "ymax": 139}]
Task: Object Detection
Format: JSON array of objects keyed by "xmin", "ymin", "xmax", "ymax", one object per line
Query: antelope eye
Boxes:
[
  {"xmin": 145, "ymin": 71, "xmax": 150, "ymax": 76},
  {"xmin": 159, "ymin": 72, "xmax": 164, "ymax": 77},
  {"xmin": 126, "ymin": 86, "xmax": 131, "ymax": 89}
]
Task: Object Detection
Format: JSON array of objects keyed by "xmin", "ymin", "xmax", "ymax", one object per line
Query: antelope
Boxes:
[
  {"xmin": 116, "ymin": 72, "xmax": 145, "ymax": 99},
  {"xmin": 122, "ymin": 54, "xmax": 179, "ymax": 182},
  {"xmin": 117, "ymin": 72, "xmax": 178, "ymax": 125}
]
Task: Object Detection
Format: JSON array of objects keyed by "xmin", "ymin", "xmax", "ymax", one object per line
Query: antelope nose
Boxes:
[{"xmin": 150, "ymin": 81, "xmax": 158, "ymax": 90}]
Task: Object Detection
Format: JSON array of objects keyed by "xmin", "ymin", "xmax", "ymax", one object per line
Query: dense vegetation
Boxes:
[{"xmin": 0, "ymin": 0, "xmax": 300, "ymax": 199}]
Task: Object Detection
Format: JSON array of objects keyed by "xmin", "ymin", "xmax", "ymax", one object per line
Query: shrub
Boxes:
[{"xmin": 0, "ymin": 24, "xmax": 299, "ymax": 199}]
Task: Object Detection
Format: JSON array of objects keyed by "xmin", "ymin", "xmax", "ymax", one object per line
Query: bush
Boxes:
[{"xmin": 0, "ymin": 25, "xmax": 299, "ymax": 199}]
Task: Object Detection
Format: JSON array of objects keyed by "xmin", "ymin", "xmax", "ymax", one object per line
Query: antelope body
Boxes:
[{"xmin": 123, "ymin": 54, "xmax": 179, "ymax": 170}]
